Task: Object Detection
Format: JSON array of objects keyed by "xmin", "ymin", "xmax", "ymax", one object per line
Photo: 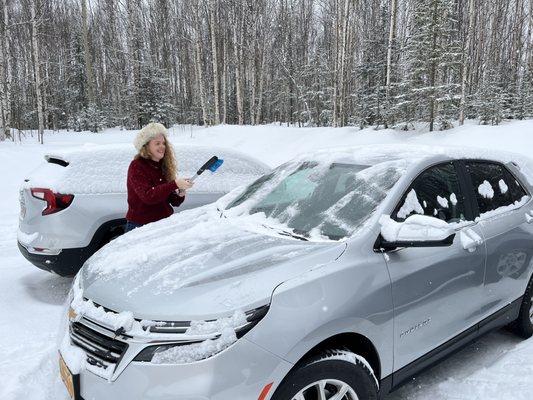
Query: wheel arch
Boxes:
[{"xmin": 270, "ymin": 331, "xmax": 382, "ymax": 399}]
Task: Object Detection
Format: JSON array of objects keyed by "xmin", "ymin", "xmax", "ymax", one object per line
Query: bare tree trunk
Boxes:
[
  {"xmin": 233, "ymin": 23, "xmax": 244, "ymax": 125},
  {"xmin": 338, "ymin": 0, "xmax": 350, "ymax": 127},
  {"xmin": 31, "ymin": 1, "xmax": 44, "ymax": 144},
  {"xmin": 255, "ymin": 48, "xmax": 266, "ymax": 125},
  {"xmin": 194, "ymin": 9, "xmax": 208, "ymax": 126},
  {"xmin": 81, "ymin": 0, "xmax": 95, "ymax": 104},
  {"xmin": 332, "ymin": 2, "xmax": 340, "ymax": 127},
  {"xmin": 208, "ymin": 0, "xmax": 220, "ymax": 124},
  {"xmin": 428, "ymin": 0, "xmax": 438, "ymax": 132},
  {"xmin": 459, "ymin": 0, "xmax": 475, "ymax": 125},
  {"xmin": 126, "ymin": 0, "xmax": 141, "ymax": 128},
  {"xmin": 0, "ymin": 0, "xmax": 11, "ymax": 140},
  {"xmin": 385, "ymin": 0, "xmax": 397, "ymax": 127},
  {"xmin": 221, "ymin": 30, "xmax": 227, "ymax": 124}
]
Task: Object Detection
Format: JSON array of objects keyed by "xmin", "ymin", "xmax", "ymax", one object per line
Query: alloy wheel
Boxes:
[{"xmin": 291, "ymin": 379, "xmax": 358, "ymax": 400}]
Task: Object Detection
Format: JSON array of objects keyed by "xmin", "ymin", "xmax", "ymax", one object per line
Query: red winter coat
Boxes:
[{"xmin": 126, "ymin": 157, "xmax": 184, "ymax": 225}]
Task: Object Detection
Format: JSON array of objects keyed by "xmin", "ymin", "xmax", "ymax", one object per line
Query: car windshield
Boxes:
[{"xmin": 226, "ymin": 160, "xmax": 404, "ymax": 240}]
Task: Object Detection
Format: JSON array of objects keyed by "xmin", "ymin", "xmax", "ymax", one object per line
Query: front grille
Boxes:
[{"xmin": 70, "ymin": 321, "xmax": 128, "ymax": 366}]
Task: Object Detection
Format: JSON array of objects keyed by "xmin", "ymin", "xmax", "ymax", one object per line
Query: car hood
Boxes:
[{"xmin": 81, "ymin": 205, "xmax": 345, "ymax": 321}]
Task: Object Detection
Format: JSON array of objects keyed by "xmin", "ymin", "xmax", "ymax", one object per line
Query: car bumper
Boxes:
[
  {"xmin": 18, "ymin": 240, "xmax": 88, "ymax": 276},
  {"xmin": 75, "ymin": 337, "xmax": 291, "ymax": 400}
]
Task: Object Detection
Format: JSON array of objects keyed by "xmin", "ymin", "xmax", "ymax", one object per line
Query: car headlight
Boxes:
[{"xmin": 133, "ymin": 305, "xmax": 269, "ymax": 364}]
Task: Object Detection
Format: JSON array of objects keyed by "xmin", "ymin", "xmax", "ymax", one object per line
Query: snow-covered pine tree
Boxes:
[
  {"xmin": 474, "ymin": 68, "xmax": 505, "ymax": 125},
  {"xmin": 138, "ymin": 65, "xmax": 176, "ymax": 128},
  {"xmin": 398, "ymin": 0, "xmax": 462, "ymax": 131},
  {"xmin": 353, "ymin": 1, "xmax": 388, "ymax": 129}
]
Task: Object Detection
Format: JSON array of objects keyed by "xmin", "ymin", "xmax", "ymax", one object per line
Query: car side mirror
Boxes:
[{"xmin": 375, "ymin": 214, "xmax": 456, "ymax": 251}]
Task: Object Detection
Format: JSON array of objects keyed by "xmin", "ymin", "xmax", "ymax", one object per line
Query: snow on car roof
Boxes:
[
  {"xmin": 290, "ymin": 144, "xmax": 533, "ymax": 185},
  {"xmin": 23, "ymin": 143, "xmax": 271, "ymax": 194}
]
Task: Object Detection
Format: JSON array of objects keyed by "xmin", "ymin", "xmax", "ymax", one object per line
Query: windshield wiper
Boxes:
[
  {"xmin": 278, "ymin": 230, "xmax": 309, "ymax": 241},
  {"xmin": 216, "ymin": 207, "xmax": 227, "ymax": 219},
  {"xmin": 261, "ymin": 224, "xmax": 308, "ymax": 241}
]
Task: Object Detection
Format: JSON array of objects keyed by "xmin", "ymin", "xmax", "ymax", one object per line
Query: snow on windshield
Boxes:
[
  {"xmin": 225, "ymin": 157, "xmax": 408, "ymax": 240},
  {"xmin": 22, "ymin": 144, "xmax": 268, "ymax": 194}
]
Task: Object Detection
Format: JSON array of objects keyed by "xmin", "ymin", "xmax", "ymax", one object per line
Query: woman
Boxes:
[{"xmin": 125, "ymin": 122, "xmax": 193, "ymax": 232}]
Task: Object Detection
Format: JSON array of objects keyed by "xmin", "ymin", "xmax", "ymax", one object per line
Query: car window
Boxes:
[
  {"xmin": 466, "ymin": 161, "xmax": 528, "ymax": 214},
  {"xmin": 226, "ymin": 160, "xmax": 404, "ymax": 240},
  {"xmin": 393, "ymin": 162, "xmax": 466, "ymax": 223}
]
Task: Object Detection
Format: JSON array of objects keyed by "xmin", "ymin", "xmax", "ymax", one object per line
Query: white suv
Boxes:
[{"xmin": 17, "ymin": 143, "xmax": 270, "ymax": 276}]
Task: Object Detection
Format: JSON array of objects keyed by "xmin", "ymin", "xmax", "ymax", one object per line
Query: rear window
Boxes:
[{"xmin": 466, "ymin": 161, "xmax": 528, "ymax": 215}]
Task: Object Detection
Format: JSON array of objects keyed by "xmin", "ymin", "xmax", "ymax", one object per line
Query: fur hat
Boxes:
[{"xmin": 134, "ymin": 122, "xmax": 168, "ymax": 151}]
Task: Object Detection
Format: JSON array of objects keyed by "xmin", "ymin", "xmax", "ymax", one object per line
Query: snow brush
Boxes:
[{"xmin": 189, "ymin": 156, "xmax": 224, "ymax": 181}]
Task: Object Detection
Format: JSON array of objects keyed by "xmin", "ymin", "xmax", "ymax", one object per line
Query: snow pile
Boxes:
[
  {"xmin": 450, "ymin": 193, "xmax": 458, "ymax": 205},
  {"xmin": 379, "ymin": 214, "xmax": 454, "ymax": 242},
  {"xmin": 186, "ymin": 310, "xmax": 247, "ymax": 335},
  {"xmin": 498, "ymin": 179, "xmax": 508, "ymax": 194},
  {"xmin": 397, "ymin": 189, "xmax": 424, "ymax": 219},
  {"xmin": 71, "ymin": 295, "xmax": 135, "ymax": 332},
  {"xmin": 150, "ymin": 310, "xmax": 247, "ymax": 364},
  {"xmin": 478, "ymin": 180, "xmax": 494, "ymax": 199},
  {"xmin": 58, "ymin": 330, "xmax": 85, "ymax": 375},
  {"xmin": 22, "ymin": 144, "xmax": 269, "ymax": 195},
  {"xmin": 437, "ymin": 195, "xmax": 449, "ymax": 208},
  {"xmin": 460, "ymin": 229, "xmax": 484, "ymax": 252}
]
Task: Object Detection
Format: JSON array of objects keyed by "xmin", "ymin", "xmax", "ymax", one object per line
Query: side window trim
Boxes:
[{"xmin": 391, "ymin": 161, "xmax": 467, "ymax": 222}]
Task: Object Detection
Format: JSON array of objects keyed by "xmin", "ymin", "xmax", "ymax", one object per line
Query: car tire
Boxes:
[
  {"xmin": 512, "ymin": 274, "xmax": 533, "ymax": 339},
  {"xmin": 271, "ymin": 349, "xmax": 378, "ymax": 400}
]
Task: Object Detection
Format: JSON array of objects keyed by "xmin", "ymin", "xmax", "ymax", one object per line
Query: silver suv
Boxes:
[
  {"xmin": 17, "ymin": 144, "xmax": 270, "ymax": 276},
  {"xmin": 59, "ymin": 146, "xmax": 533, "ymax": 400}
]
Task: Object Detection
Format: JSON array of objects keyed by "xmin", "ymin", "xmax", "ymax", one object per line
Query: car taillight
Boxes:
[{"xmin": 30, "ymin": 188, "xmax": 74, "ymax": 215}]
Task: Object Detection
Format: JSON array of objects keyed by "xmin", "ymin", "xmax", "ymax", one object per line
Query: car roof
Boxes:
[{"xmin": 25, "ymin": 144, "xmax": 271, "ymax": 195}]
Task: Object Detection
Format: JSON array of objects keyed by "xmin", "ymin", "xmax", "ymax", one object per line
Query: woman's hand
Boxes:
[{"xmin": 175, "ymin": 178, "xmax": 194, "ymax": 190}]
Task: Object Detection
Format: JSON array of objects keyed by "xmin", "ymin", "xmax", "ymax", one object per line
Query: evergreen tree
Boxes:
[
  {"xmin": 399, "ymin": 0, "xmax": 462, "ymax": 130},
  {"xmin": 138, "ymin": 65, "xmax": 176, "ymax": 127}
]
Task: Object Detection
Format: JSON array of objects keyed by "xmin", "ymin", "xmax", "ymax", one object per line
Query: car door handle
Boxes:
[{"xmin": 526, "ymin": 211, "xmax": 533, "ymax": 223}]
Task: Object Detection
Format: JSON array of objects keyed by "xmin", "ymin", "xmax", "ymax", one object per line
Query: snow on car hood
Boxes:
[{"xmin": 80, "ymin": 204, "xmax": 345, "ymax": 321}]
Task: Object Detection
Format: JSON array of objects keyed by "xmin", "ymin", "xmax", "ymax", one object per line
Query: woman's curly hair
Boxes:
[{"xmin": 136, "ymin": 128, "xmax": 177, "ymax": 182}]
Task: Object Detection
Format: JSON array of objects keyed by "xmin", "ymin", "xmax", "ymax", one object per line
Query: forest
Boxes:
[{"xmin": 0, "ymin": 0, "xmax": 532, "ymax": 142}]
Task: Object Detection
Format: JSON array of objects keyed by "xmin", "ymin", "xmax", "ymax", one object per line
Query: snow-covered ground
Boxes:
[{"xmin": 1, "ymin": 120, "xmax": 533, "ymax": 400}]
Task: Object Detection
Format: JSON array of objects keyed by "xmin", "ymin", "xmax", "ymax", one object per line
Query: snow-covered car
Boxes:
[
  {"xmin": 60, "ymin": 145, "xmax": 533, "ymax": 400},
  {"xmin": 17, "ymin": 144, "xmax": 270, "ymax": 276}
]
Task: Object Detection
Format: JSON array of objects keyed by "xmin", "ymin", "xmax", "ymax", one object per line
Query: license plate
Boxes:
[{"xmin": 59, "ymin": 353, "xmax": 76, "ymax": 399}]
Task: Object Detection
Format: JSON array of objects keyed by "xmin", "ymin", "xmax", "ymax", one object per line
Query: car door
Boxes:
[
  {"xmin": 464, "ymin": 161, "xmax": 533, "ymax": 317},
  {"xmin": 384, "ymin": 161, "xmax": 487, "ymax": 371}
]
